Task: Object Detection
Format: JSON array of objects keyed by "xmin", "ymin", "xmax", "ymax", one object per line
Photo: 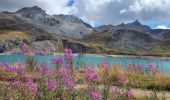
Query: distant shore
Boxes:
[{"xmin": 1, "ymin": 52, "xmax": 170, "ymax": 60}]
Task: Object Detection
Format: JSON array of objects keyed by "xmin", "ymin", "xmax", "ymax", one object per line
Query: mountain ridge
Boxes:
[{"xmin": 0, "ymin": 6, "xmax": 170, "ymax": 56}]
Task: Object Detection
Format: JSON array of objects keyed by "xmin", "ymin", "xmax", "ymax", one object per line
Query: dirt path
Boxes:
[{"xmin": 132, "ymin": 89, "xmax": 170, "ymax": 99}]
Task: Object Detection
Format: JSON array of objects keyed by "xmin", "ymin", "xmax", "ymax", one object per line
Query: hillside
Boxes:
[{"xmin": 0, "ymin": 6, "xmax": 170, "ymax": 56}]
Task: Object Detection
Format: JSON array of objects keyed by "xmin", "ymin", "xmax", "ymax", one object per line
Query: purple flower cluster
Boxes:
[
  {"xmin": 148, "ymin": 64, "xmax": 158, "ymax": 74},
  {"xmin": 136, "ymin": 64, "xmax": 144, "ymax": 73},
  {"xmin": 38, "ymin": 65, "xmax": 51, "ymax": 75},
  {"xmin": 116, "ymin": 75, "xmax": 128, "ymax": 84},
  {"xmin": 91, "ymin": 90, "xmax": 102, "ymax": 100},
  {"xmin": 13, "ymin": 78, "xmax": 38, "ymax": 95},
  {"xmin": 6, "ymin": 65, "xmax": 17, "ymax": 72},
  {"xmin": 85, "ymin": 67, "xmax": 99, "ymax": 81},
  {"xmin": 26, "ymin": 78, "xmax": 38, "ymax": 94},
  {"xmin": 13, "ymin": 80, "xmax": 21, "ymax": 88},
  {"xmin": 59, "ymin": 68, "xmax": 76, "ymax": 89},
  {"xmin": 20, "ymin": 43, "xmax": 33, "ymax": 54},
  {"xmin": 59, "ymin": 68, "xmax": 68, "ymax": 77},
  {"xmin": 51, "ymin": 58, "xmax": 63, "ymax": 65},
  {"xmin": 126, "ymin": 89, "xmax": 134, "ymax": 99},
  {"xmin": 101, "ymin": 61, "xmax": 109, "ymax": 69},
  {"xmin": 47, "ymin": 80, "xmax": 58, "ymax": 91},
  {"xmin": 64, "ymin": 48, "xmax": 73, "ymax": 61},
  {"xmin": 111, "ymin": 86, "xmax": 120, "ymax": 94},
  {"xmin": 28, "ymin": 85, "xmax": 38, "ymax": 94}
]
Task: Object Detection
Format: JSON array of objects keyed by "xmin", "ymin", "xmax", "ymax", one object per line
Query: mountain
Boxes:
[
  {"xmin": 14, "ymin": 6, "xmax": 92, "ymax": 39},
  {"xmin": 117, "ymin": 19, "xmax": 151, "ymax": 32},
  {"xmin": 0, "ymin": 6, "xmax": 170, "ymax": 56}
]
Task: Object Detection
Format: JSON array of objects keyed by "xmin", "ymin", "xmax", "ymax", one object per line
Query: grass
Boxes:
[{"xmin": 0, "ymin": 30, "xmax": 32, "ymax": 43}]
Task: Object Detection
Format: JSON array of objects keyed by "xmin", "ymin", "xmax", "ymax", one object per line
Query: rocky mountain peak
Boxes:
[
  {"xmin": 131, "ymin": 19, "xmax": 141, "ymax": 25},
  {"xmin": 53, "ymin": 14, "xmax": 92, "ymax": 28},
  {"xmin": 16, "ymin": 6, "xmax": 47, "ymax": 18},
  {"xmin": 117, "ymin": 19, "xmax": 151, "ymax": 32}
]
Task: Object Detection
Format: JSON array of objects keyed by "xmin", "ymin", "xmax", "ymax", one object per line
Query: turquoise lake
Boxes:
[{"xmin": 0, "ymin": 54, "xmax": 170, "ymax": 75}]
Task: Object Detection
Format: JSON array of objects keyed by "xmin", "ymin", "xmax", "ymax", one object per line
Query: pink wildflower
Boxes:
[
  {"xmin": 85, "ymin": 67, "xmax": 99, "ymax": 81},
  {"xmin": 126, "ymin": 89, "xmax": 134, "ymax": 99},
  {"xmin": 59, "ymin": 68, "xmax": 68, "ymax": 77},
  {"xmin": 116, "ymin": 75, "xmax": 128, "ymax": 84},
  {"xmin": 91, "ymin": 90, "xmax": 102, "ymax": 100},
  {"xmin": 13, "ymin": 80, "xmax": 21, "ymax": 88},
  {"xmin": 47, "ymin": 80, "xmax": 57, "ymax": 91},
  {"xmin": 101, "ymin": 61, "xmax": 109, "ymax": 69},
  {"xmin": 111, "ymin": 86, "xmax": 120, "ymax": 94},
  {"xmin": 51, "ymin": 58, "xmax": 63, "ymax": 65},
  {"xmin": 26, "ymin": 78, "xmax": 34, "ymax": 85},
  {"xmin": 38, "ymin": 65, "xmax": 51, "ymax": 75},
  {"xmin": 148, "ymin": 64, "xmax": 158, "ymax": 74},
  {"xmin": 64, "ymin": 48, "xmax": 73, "ymax": 61},
  {"xmin": 65, "ymin": 80, "xmax": 76, "ymax": 89},
  {"xmin": 28, "ymin": 85, "xmax": 38, "ymax": 94}
]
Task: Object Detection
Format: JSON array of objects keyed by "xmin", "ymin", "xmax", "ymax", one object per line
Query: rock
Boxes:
[
  {"xmin": 62, "ymin": 40, "xmax": 91, "ymax": 53},
  {"xmin": 35, "ymin": 35, "xmax": 49, "ymax": 41},
  {"xmin": 15, "ymin": 6, "xmax": 92, "ymax": 39},
  {"xmin": 32, "ymin": 40, "xmax": 55, "ymax": 55}
]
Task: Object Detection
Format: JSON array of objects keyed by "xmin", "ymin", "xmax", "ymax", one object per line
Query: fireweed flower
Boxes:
[
  {"xmin": 126, "ymin": 89, "xmax": 134, "ymax": 99},
  {"xmin": 51, "ymin": 58, "xmax": 63, "ymax": 65},
  {"xmin": 136, "ymin": 64, "xmax": 144, "ymax": 73},
  {"xmin": 59, "ymin": 68, "xmax": 76, "ymax": 89},
  {"xmin": 59, "ymin": 68, "xmax": 68, "ymax": 77},
  {"xmin": 38, "ymin": 65, "xmax": 51, "ymax": 75},
  {"xmin": 6, "ymin": 66, "xmax": 17, "ymax": 72},
  {"xmin": 111, "ymin": 86, "xmax": 120, "ymax": 94},
  {"xmin": 65, "ymin": 80, "xmax": 76, "ymax": 89},
  {"xmin": 64, "ymin": 48, "xmax": 73, "ymax": 61},
  {"xmin": 85, "ymin": 67, "xmax": 99, "ymax": 81},
  {"xmin": 13, "ymin": 80, "xmax": 21, "ymax": 88},
  {"xmin": 26, "ymin": 78, "xmax": 34, "ymax": 85},
  {"xmin": 20, "ymin": 43, "xmax": 33, "ymax": 54},
  {"xmin": 17, "ymin": 68, "xmax": 27, "ymax": 77},
  {"xmin": 148, "ymin": 64, "xmax": 157, "ymax": 74},
  {"xmin": 47, "ymin": 80, "xmax": 57, "ymax": 91},
  {"xmin": 116, "ymin": 75, "xmax": 128, "ymax": 84},
  {"xmin": 28, "ymin": 84, "xmax": 38, "ymax": 94},
  {"xmin": 101, "ymin": 61, "xmax": 109, "ymax": 69},
  {"xmin": 126, "ymin": 64, "xmax": 133, "ymax": 72},
  {"xmin": 91, "ymin": 90, "xmax": 102, "ymax": 100}
]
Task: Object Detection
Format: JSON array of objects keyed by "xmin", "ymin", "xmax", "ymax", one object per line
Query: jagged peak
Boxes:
[
  {"xmin": 131, "ymin": 19, "xmax": 141, "ymax": 25},
  {"xmin": 16, "ymin": 6, "xmax": 47, "ymax": 16}
]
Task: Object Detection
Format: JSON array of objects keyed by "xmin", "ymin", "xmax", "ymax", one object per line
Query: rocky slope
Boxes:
[
  {"xmin": 15, "ymin": 6, "xmax": 92, "ymax": 39},
  {"xmin": 0, "ymin": 6, "xmax": 170, "ymax": 55}
]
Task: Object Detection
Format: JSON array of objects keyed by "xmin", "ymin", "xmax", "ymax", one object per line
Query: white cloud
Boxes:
[
  {"xmin": 123, "ymin": 0, "xmax": 170, "ymax": 14},
  {"xmin": 1, "ymin": 0, "xmax": 170, "ymax": 26},
  {"xmin": 120, "ymin": 9, "xmax": 127, "ymax": 14},
  {"xmin": 36, "ymin": 0, "xmax": 77, "ymax": 15},
  {"xmin": 156, "ymin": 25, "xmax": 170, "ymax": 29}
]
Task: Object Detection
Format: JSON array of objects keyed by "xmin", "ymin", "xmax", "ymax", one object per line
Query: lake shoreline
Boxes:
[{"xmin": 1, "ymin": 52, "xmax": 170, "ymax": 60}]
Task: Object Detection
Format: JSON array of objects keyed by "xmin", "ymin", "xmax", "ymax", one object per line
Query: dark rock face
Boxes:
[
  {"xmin": 117, "ymin": 19, "xmax": 151, "ymax": 32},
  {"xmin": 62, "ymin": 40, "xmax": 91, "ymax": 53},
  {"xmin": 106, "ymin": 29, "xmax": 154, "ymax": 52},
  {"xmin": 32, "ymin": 40, "xmax": 55, "ymax": 55},
  {"xmin": 0, "ymin": 39, "xmax": 30, "ymax": 53},
  {"xmin": 35, "ymin": 35, "xmax": 49, "ymax": 41},
  {"xmin": 15, "ymin": 6, "xmax": 92, "ymax": 39},
  {"xmin": 40, "ymin": 18, "xmax": 60, "ymax": 26},
  {"xmin": 53, "ymin": 14, "xmax": 92, "ymax": 28},
  {"xmin": 16, "ymin": 6, "xmax": 47, "ymax": 19}
]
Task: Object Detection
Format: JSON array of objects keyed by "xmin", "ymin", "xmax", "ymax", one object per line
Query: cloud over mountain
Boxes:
[{"xmin": 0, "ymin": 0, "xmax": 170, "ymax": 28}]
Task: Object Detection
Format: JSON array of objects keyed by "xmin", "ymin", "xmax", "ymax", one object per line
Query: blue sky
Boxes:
[
  {"xmin": 67, "ymin": 0, "xmax": 74, "ymax": 7},
  {"xmin": 0, "ymin": 0, "xmax": 170, "ymax": 29}
]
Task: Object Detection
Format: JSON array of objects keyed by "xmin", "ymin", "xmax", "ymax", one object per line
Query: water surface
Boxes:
[{"xmin": 0, "ymin": 54, "xmax": 170, "ymax": 75}]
